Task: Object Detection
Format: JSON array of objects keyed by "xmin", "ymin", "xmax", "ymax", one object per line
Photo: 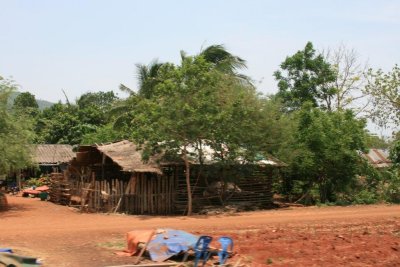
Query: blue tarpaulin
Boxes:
[{"xmin": 147, "ymin": 229, "xmax": 199, "ymax": 262}]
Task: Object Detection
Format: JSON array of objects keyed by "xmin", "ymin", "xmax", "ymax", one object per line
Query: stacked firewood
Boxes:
[{"xmin": 49, "ymin": 172, "xmax": 71, "ymax": 205}]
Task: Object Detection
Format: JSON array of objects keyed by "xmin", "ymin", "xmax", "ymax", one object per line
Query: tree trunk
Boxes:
[
  {"xmin": 319, "ymin": 177, "xmax": 327, "ymax": 203},
  {"xmin": 182, "ymin": 146, "xmax": 192, "ymax": 216}
]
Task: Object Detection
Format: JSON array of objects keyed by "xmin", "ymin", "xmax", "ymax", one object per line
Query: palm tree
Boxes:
[
  {"xmin": 133, "ymin": 45, "xmax": 248, "ymax": 99},
  {"xmin": 200, "ymin": 44, "xmax": 247, "ymax": 73},
  {"xmin": 112, "ymin": 45, "xmax": 251, "ymax": 131},
  {"xmin": 135, "ymin": 60, "xmax": 164, "ymax": 99},
  {"xmin": 111, "ymin": 60, "xmax": 163, "ymax": 130},
  {"xmin": 199, "ymin": 44, "xmax": 253, "ymax": 86}
]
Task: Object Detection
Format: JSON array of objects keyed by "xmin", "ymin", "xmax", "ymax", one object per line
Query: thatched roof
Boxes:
[
  {"xmin": 80, "ymin": 140, "xmax": 285, "ymax": 174},
  {"xmin": 34, "ymin": 144, "xmax": 75, "ymax": 165},
  {"xmin": 96, "ymin": 140, "xmax": 162, "ymax": 174},
  {"xmin": 361, "ymin": 148, "xmax": 392, "ymax": 169}
]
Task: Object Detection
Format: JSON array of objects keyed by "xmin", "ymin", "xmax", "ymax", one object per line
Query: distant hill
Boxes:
[
  {"xmin": 8, "ymin": 91, "xmax": 54, "ymax": 110},
  {"xmin": 37, "ymin": 98, "xmax": 54, "ymax": 110}
]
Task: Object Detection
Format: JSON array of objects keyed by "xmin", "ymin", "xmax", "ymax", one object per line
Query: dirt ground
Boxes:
[{"xmin": 0, "ymin": 196, "xmax": 399, "ymax": 267}]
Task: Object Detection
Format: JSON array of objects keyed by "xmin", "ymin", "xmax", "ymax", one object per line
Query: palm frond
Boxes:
[
  {"xmin": 200, "ymin": 44, "xmax": 247, "ymax": 72},
  {"xmin": 135, "ymin": 59, "xmax": 163, "ymax": 99},
  {"xmin": 119, "ymin": 84, "xmax": 135, "ymax": 95}
]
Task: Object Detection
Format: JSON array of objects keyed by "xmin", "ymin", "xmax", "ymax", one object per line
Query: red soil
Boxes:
[{"xmin": 0, "ymin": 196, "xmax": 399, "ymax": 266}]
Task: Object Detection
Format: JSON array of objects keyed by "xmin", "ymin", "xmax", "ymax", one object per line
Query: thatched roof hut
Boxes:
[{"xmin": 66, "ymin": 140, "xmax": 286, "ymax": 215}]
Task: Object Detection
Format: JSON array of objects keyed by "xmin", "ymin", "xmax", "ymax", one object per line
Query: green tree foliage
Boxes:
[
  {"xmin": 138, "ymin": 57, "xmax": 224, "ymax": 215},
  {"xmin": 76, "ymin": 91, "xmax": 117, "ymax": 111},
  {"xmin": 365, "ymin": 64, "xmax": 400, "ymax": 127},
  {"xmin": 119, "ymin": 44, "xmax": 250, "ymax": 101},
  {"xmin": 134, "ymin": 60, "xmax": 164, "ymax": 99},
  {"xmin": 77, "ymin": 91, "xmax": 117, "ymax": 126},
  {"xmin": 0, "ymin": 78, "xmax": 33, "ymax": 174},
  {"xmin": 365, "ymin": 133, "xmax": 390, "ymax": 149},
  {"xmin": 274, "ymin": 42, "xmax": 337, "ymax": 111},
  {"xmin": 12, "ymin": 91, "xmax": 39, "ymax": 117},
  {"xmin": 81, "ymin": 124, "xmax": 122, "ymax": 145},
  {"xmin": 13, "ymin": 92, "xmax": 39, "ymax": 109},
  {"xmin": 119, "ymin": 54, "xmax": 270, "ymax": 215},
  {"xmin": 390, "ymin": 138, "xmax": 400, "ymax": 167},
  {"xmin": 283, "ymin": 104, "xmax": 367, "ymax": 203},
  {"xmin": 36, "ymin": 91, "xmax": 117, "ymax": 145},
  {"xmin": 198, "ymin": 44, "xmax": 248, "ymax": 80},
  {"xmin": 36, "ymin": 103, "xmax": 89, "ymax": 144}
]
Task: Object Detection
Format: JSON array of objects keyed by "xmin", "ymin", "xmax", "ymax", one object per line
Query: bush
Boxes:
[
  {"xmin": 353, "ymin": 189, "xmax": 378, "ymax": 204},
  {"xmin": 383, "ymin": 171, "xmax": 400, "ymax": 203},
  {"xmin": 25, "ymin": 177, "xmax": 49, "ymax": 188}
]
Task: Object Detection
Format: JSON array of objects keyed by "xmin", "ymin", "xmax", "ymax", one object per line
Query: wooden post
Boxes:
[
  {"xmin": 102, "ymin": 153, "xmax": 106, "ymax": 180},
  {"xmin": 17, "ymin": 170, "xmax": 22, "ymax": 190}
]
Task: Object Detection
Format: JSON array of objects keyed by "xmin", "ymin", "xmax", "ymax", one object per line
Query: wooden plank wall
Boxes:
[
  {"xmin": 121, "ymin": 172, "xmax": 176, "ymax": 215},
  {"xmin": 69, "ymin": 171, "xmax": 176, "ymax": 215}
]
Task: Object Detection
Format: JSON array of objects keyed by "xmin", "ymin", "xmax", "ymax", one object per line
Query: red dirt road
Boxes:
[{"xmin": 1, "ymin": 196, "xmax": 399, "ymax": 266}]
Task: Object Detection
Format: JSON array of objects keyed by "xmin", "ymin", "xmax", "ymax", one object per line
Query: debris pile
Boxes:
[
  {"xmin": 0, "ymin": 248, "xmax": 41, "ymax": 266},
  {"xmin": 112, "ymin": 229, "xmax": 236, "ymax": 267},
  {"xmin": 198, "ymin": 203, "xmax": 261, "ymax": 215}
]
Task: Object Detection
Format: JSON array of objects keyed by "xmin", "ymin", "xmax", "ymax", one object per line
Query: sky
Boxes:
[{"xmin": 0, "ymin": 0, "xmax": 399, "ymax": 134}]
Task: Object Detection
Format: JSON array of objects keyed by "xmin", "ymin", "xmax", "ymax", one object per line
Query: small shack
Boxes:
[
  {"xmin": 361, "ymin": 148, "xmax": 392, "ymax": 169},
  {"xmin": 67, "ymin": 140, "xmax": 167, "ymax": 214},
  {"xmin": 34, "ymin": 144, "xmax": 76, "ymax": 174},
  {"xmin": 66, "ymin": 140, "xmax": 285, "ymax": 215},
  {"xmin": 8, "ymin": 144, "xmax": 75, "ymax": 188}
]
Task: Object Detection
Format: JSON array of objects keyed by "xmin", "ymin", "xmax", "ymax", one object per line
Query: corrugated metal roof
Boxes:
[
  {"xmin": 34, "ymin": 144, "xmax": 75, "ymax": 164},
  {"xmin": 96, "ymin": 140, "xmax": 162, "ymax": 174},
  {"xmin": 184, "ymin": 143, "xmax": 286, "ymax": 166},
  {"xmin": 361, "ymin": 148, "xmax": 392, "ymax": 168}
]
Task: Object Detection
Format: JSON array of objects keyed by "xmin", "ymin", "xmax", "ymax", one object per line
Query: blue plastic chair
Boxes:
[
  {"xmin": 218, "ymin": 236, "xmax": 233, "ymax": 265},
  {"xmin": 193, "ymin": 235, "xmax": 213, "ymax": 267}
]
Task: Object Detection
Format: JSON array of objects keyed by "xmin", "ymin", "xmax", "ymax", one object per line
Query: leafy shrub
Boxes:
[
  {"xmin": 353, "ymin": 189, "xmax": 378, "ymax": 204},
  {"xmin": 25, "ymin": 177, "xmax": 49, "ymax": 188},
  {"xmin": 382, "ymin": 171, "xmax": 400, "ymax": 203}
]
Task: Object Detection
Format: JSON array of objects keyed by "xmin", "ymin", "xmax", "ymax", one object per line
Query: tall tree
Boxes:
[
  {"xmin": 36, "ymin": 91, "xmax": 117, "ymax": 145},
  {"xmin": 143, "ymin": 57, "xmax": 220, "ymax": 215},
  {"xmin": 364, "ymin": 64, "xmax": 400, "ymax": 127},
  {"xmin": 113, "ymin": 44, "xmax": 252, "ymax": 139},
  {"xmin": 36, "ymin": 103, "xmax": 87, "ymax": 144},
  {"xmin": 324, "ymin": 45, "xmax": 368, "ymax": 113},
  {"xmin": 135, "ymin": 60, "xmax": 164, "ymax": 99},
  {"xmin": 285, "ymin": 104, "xmax": 366, "ymax": 203},
  {"xmin": 13, "ymin": 91, "xmax": 39, "ymax": 117},
  {"xmin": 76, "ymin": 91, "xmax": 117, "ymax": 111},
  {"xmin": 128, "ymin": 55, "xmax": 266, "ymax": 215},
  {"xmin": 0, "ymin": 78, "xmax": 33, "ymax": 174},
  {"xmin": 118, "ymin": 60, "xmax": 164, "ymax": 100},
  {"xmin": 274, "ymin": 42, "xmax": 337, "ymax": 111},
  {"xmin": 199, "ymin": 44, "xmax": 247, "ymax": 76},
  {"xmin": 120, "ymin": 44, "xmax": 250, "ymax": 101}
]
